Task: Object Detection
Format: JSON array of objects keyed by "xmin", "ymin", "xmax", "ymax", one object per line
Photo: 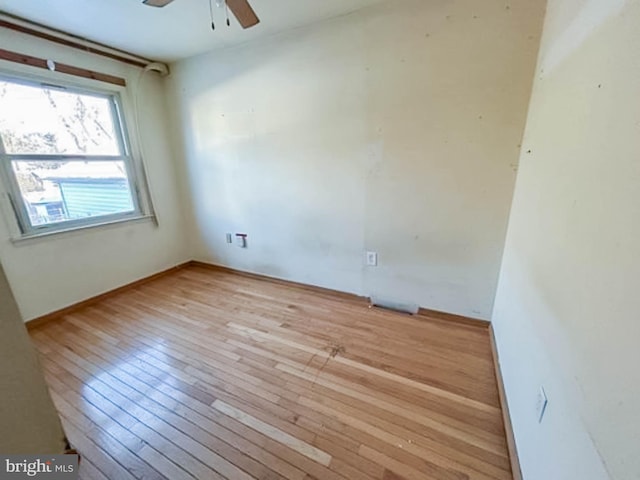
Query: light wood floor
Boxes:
[{"xmin": 30, "ymin": 264, "xmax": 512, "ymax": 480}]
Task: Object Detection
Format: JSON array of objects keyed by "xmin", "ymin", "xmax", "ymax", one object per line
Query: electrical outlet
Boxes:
[
  {"xmin": 225, "ymin": 233, "xmax": 232, "ymax": 244},
  {"xmin": 536, "ymin": 386, "xmax": 548, "ymax": 423},
  {"xmin": 366, "ymin": 251, "xmax": 378, "ymax": 266}
]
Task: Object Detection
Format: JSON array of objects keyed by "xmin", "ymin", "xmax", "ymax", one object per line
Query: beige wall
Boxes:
[
  {"xmin": 492, "ymin": 0, "xmax": 638, "ymax": 478},
  {"xmin": 0, "ymin": 262, "xmax": 66, "ymax": 453},
  {"xmin": 169, "ymin": 0, "xmax": 545, "ymax": 319},
  {"xmin": 0, "ymin": 29, "xmax": 190, "ymax": 321}
]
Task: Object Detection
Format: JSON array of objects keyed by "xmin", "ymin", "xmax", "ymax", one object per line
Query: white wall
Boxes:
[
  {"xmin": 0, "ymin": 262, "xmax": 66, "ymax": 453},
  {"xmin": 0, "ymin": 29, "xmax": 190, "ymax": 321},
  {"xmin": 168, "ymin": 0, "xmax": 545, "ymax": 319},
  {"xmin": 492, "ymin": 0, "xmax": 640, "ymax": 478}
]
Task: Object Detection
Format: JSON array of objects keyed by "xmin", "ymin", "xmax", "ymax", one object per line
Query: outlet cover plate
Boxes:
[{"xmin": 366, "ymin": 251, "xmax": 378, "ymax": 266}]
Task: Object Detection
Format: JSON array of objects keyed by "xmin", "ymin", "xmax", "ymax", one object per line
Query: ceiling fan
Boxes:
[{"xmin": 142, "ymin": 0, "xmax": 260, "ymax": 29}]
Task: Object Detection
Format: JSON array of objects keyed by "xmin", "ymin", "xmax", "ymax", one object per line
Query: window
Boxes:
[{"xmin": 0, "ymin": 75, "xmax": 144, "ymax": 237}]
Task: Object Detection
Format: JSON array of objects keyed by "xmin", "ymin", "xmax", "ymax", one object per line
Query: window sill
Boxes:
[{"xmin": 10, "ymin": 214, "xmax": 157, "ymax": 244}]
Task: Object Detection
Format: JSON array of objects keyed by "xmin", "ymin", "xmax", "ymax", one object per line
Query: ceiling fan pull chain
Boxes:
[
  {"xmin": 209, "ymin": 0, "xmax": 215, "ymax": 30},
  {"xmin": 226, "ymin": 0, "xmax": 231, "ymax": 26}
]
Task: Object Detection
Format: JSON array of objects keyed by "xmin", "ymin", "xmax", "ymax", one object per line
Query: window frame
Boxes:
[{"xmin": 0, "ymin": 72, "xmax": 147, "ymax": 238}]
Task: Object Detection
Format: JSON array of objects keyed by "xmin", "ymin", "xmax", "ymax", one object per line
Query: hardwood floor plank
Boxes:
[
  {"xmin": 42, "ymin": 356, "xmax": 197, "ymax": 480},
  {"xmin": 49, "ymin": 390, "xmax": 164, "ymax": 480},
  {"xmin": 225, "ymin": 335, "xmax": 499, "ymax": 430},
  {"xmin": 43, "ymin": 327, "xmax": 278, "ymax": 480},
  {"xmin": 29, "ymin": 265, "xmax": 512, "ymax": 480},
  {"xmin": 226, "ymin": 322, "xmax": 500, "ymax": 413},
  {"xmin": 59, "ymin": 333, "xmax": 304, "ymax": 480},
  {"xmin": 213, "ymin": 400, "xmax": 332, "ymax": 467},
  {"xmin": 299, "ymin": 396, "xmax": 504, "ymax": 480},
  {"xmin": 360, "ymin": 445, "xmax": 453, "ymax": 480},
  {"xmin": 276, "ymin": 362, "xmax": 507, "ymax": 449},
  {"xmin": 59, "ymin": 418, "xmax": 144, "ymax": 480},
  {"xmin": 76, "ymin": 456, "xmax": 110, "ymax": 480}
]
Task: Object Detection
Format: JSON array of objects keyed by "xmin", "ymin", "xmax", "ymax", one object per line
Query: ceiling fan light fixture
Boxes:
[
  {"xmin": 142, "ymin": 0, "xmax": 175, "ymax": 7},
  {"xmin": 142, "ymin": 0, "xmax": 258, "ymax": 29}
]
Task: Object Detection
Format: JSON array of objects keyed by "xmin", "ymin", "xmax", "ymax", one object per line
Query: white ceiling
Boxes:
[{"xmin": 0, "ymin": 0, "xmax": 385, "ymax": 62}]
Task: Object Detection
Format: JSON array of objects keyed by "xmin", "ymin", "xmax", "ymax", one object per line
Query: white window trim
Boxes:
[{"xmin": 0, "ymin": 70, "xmax": 156, "ymax": 241}]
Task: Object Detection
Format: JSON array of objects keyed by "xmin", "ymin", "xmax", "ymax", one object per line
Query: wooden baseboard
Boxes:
[
  {"xmin": 490, "ymin": 325, "xmax": 522, "ymax": 480},
  {"xmin": 417, "ymin": 307, "xmax": 490, "ymax": 329},
  {"xmin": 25, "ymin": 262, "xmax": 191, "ymax": 331},
  {"xmin": 191, "ymin": 260, "xmax": 488, "ymax": 328},
  {"xmin": 26, "ymin": 258, "xmax": 491, "ymax": 334},
  {"xmin": 188, "ymin": 260, "xmax": 369, "ymax": 304}
]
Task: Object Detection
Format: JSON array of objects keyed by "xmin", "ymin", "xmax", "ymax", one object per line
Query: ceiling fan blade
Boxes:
[
  {"xmin": 142, "ymin": 0, "xmax": 175, "ymax": 7},
  {"xmin": 226, "ymin": 0, "xmax": 260, "ymax": 29}
]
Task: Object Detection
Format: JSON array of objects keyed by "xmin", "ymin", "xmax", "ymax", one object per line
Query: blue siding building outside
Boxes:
[{"xmin": 57, "ymin": 178, "xmax": 134, "ymax": 219}]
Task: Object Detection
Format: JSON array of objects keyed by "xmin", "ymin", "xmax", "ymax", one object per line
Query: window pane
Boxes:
[
  {"xmin": 12, "ymin": 160, "xmax": 135, "ymax": 227},
  {"xmin": 0, "ymin": 80, "xmax": 121, "ymax": 156}
]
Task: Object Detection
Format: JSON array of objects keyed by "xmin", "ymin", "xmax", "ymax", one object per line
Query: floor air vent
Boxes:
[{"xmin": 370, "ymin": 296, "xmax": 419, "ymax": 315}]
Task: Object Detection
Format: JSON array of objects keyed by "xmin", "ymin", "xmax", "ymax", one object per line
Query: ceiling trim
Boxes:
[
  {"xmin": 0, "ymin": 48, "xmax": 127, "ymax": 86},
  {"xmin": 0, "ymin": 12, "xmax": 157, "ymax": 69}
]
